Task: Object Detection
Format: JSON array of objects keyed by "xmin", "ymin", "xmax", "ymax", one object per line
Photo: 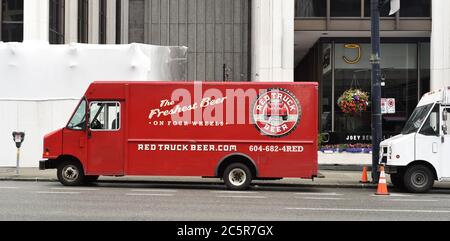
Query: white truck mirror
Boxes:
[{"xmin": 443, "ymin": 110, "xmax": 448, "ymax": 122}]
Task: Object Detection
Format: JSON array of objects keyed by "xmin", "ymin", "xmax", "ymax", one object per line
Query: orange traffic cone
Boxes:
[
  {"xmin": 360, "ymin": 166, "xmax": 370, "ymax": 183},
  {"xmin": 375, "ymin": 165, "xmax": 390, "ymax": 195}
]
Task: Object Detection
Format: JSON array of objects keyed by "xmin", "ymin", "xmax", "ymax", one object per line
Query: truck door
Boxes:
[
  {"xmin": 87, "ymin": 101, "xmax": 124, "ymax": 175},
  {"xmin": 416, "ymin": 104, "xmax": 440, "ymax": 170},
  {"xmin": 441, "ymin": 107, "xmax": 450, "ymax": 178}
]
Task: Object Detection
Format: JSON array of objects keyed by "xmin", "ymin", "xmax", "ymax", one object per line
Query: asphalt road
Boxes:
[{"xmin": 1, "ymin": 181, "xmax": 450, "ymax": 221}]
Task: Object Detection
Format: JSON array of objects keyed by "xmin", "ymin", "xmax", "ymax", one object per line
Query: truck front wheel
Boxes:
[
  {"xmin": 57, "ymin": 161, "xmax": 85, "ymax": 186},
  {"xmin": 223, "ymin": 163, "xmax": 252, "ymax": 190},
  {"xmin": 403, "ymin": 165, "xmax": 434, "ymax": 193}
]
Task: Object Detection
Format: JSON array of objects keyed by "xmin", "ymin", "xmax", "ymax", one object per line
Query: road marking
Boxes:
[
  {"xmin": 50, "ymin": 187, "xmax": 100, "ymax": 191},
  {"xmin": 372, "ymin": 193, "xmax": 413, "ymax": 197},
  {"xmin": 286, "ymin": 207, "xmax": 450, "ymax": 213},
  {"xmin": 297, "ymin": 197, "xmax": 347, "ymax": 201},
  {"xmin": 217, "ymin": 195, "xmax": 266, "ymax": 199},
  {"xmin": 34, "ymin": 191, "xmax": 80, "ymax": 195},
  {"xmin": 130, "ymin": 189, "xmax": 177, "ymax": 193},
  {"xmin": 212, "ymin": 191, "xmax": 259, "ymax": 194},
  {"xmin": 388, "ymin": 199, "xmax": 438, "ymax": 202},
  {"xmin": 389, "ymin": 193, "xmax": 414, "ymax": 197},
  {"xmin": 0, "ymin": 187, "xmax": 18, "ymax": 189},
  {"xmin": 125, "ymin": 193, "xmax": 174, "ymax": 197},
  {"xmin": 294, "ymin": 192, "xmax": 343, "ymax": 196}
]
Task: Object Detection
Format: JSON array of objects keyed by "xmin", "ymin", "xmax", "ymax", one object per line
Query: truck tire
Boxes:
[
  {"xmin": 57, "ymin": 161, "xmax": 85, "ymax": 186},
  {"xmin": 223, "ymin": 163, "xmax": 252, "ymax": 190},
  {"xmin": 389, "ymin": 173, "xmax": 405, "ymax": 191},
  {"xmin": 403, "ymin": 165, "xmax": 434, "ymax": 193}
]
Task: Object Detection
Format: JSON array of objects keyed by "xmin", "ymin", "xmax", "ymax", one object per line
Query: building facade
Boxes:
[
  {"xmin": 1, "ymin": 0, "xmax": 293, "ymax": 83},
  {"xmin": 294, "ymin": 0, "xmax": 432, "ymax": 144},
  {"xmin": 2, "ymin": 0, "xmax": 447, "ymax": 146}
]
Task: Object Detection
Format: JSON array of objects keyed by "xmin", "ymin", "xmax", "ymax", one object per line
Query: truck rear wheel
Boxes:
[
  {"xmin": 57, "ymin": 161, "xmax": 85, "ymax": 186},
  {"xmin": 403, "ymin": 165, "xmax": 434, "ymax": 193},
  {"xmin": 223, "ymin": 163, "xmax": 252, "ymax": 190}
]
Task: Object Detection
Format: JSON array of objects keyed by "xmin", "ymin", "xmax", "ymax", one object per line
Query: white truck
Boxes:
[{"xmin": 380, "ymin": 88, "xmax": 450, "ymax": 193}]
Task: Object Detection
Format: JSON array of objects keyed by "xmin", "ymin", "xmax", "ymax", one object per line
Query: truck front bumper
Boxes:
[{"xmin": 384, "ymin": 165, "xmax": 399, "ymax": 174}]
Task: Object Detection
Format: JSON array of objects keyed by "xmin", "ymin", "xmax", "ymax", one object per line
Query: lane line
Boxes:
[
  {"xmin": 212, "ymin": 191, "xmax": 259, "ymax": 194},
  {"xmin": 130, "ymin": 189, "xmax": 177, "ymax": 193},
  {"xmin": 389, "ymin": 193, "xmax": 414, "ymax": 197},
  {"xmin": 50, "ymin": 188, "xmax": 100, "ymax": 191},
  {"xmin": 286, "ymin": 207, "xmax": 450, "ymax": 213},
  {"xmin": 297, "ymin": 197, "xmax": 347, "ymax": 200},
  {"xmin": 294, "ymin": 192, "xmax": 343, "ymax": 196},
  {"xmin": 125, "ymin": 193, "xmax": 174, "ymax": 197},
  {"xmin": 388, "ymin": 199, "xmax": 438, "ymax": 202},
  {"xmin": 216, "ymin": 195, "xmax": 266, "ymax": 199},
  {"xmin": 0, "ymin": 187, "xmax": 18, "ymax": 189},
  {"xmin": 34, "ymin": 191, "xmax": 80, "ymax": 195},
  {"xmin": 372, "ymin": 193, "xmax": 414, "ymax": 197}
]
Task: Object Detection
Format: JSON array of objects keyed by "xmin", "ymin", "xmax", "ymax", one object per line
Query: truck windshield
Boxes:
[
  {"xmin": 401, "ymin": 103, "xmax": 434, "ymax": 135},
  {"xmin": 67, "ymin": 99, "xmax": 86, "ymax": 130}
]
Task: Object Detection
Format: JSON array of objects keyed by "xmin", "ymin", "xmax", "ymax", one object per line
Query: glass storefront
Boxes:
[{"xmin": 320, "ymin": 40, "xmax": 430, "ymax": 144}]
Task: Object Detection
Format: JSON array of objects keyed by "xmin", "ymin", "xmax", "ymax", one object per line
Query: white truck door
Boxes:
[
  {"xmin": 440, "ymin": 107, "xmax": 450, "ymax": 178},
  {"xmin": 416, "ymin": 105, "xmax": 440, "ymax": 174}
]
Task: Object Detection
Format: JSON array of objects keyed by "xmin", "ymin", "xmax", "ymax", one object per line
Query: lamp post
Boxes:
[
  {"xmin": 370, "ymin": 0, "xmax": 400, "ymax": 184},
  {"xmin": 370, "ymin": 0, "xmax": 382, "ymax": 184}
]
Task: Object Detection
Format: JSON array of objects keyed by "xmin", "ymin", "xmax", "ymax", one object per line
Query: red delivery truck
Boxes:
[{"xmin": 39, "ymin": 81, "xmax": 318, "ymax": 190}]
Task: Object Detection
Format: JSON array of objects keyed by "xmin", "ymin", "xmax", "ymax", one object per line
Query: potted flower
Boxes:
[{"xmin": 337, "ymin": 89, "xmax": 369, "ymax": 114}]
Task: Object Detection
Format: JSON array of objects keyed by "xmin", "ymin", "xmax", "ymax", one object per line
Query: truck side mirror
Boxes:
[{"xmin": 443, "ymin": 110, "xmax": 448, "ymax": 122}]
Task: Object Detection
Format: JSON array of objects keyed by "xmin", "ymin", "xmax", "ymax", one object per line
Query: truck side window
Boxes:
[
  {"xmin": 67, "ymin": 99, "xmax": 86, "ymax": 130},
  {"xmin": 419, "ymin": 105, "xmax": 440, "ymax": 136},
  {"xmin": 89, "ymin": 102, "xmax": 120, "ymax": 131},
  {"xmin": 445, "ymin": 108, "xmax": 450, "ymax": 135}
]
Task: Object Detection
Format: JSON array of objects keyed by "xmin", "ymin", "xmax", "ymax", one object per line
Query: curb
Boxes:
[
  {"xmin": 319, "ymin": 164, "xmax": 372, "ymax": 172},
  {"xmin": 0, "ymin": 176, "xmax": 380, "ymax": 189}
]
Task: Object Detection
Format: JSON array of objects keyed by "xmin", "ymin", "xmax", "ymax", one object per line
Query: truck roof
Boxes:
[
  {"xmin": 84, "ymin": 81, "xmax": 319, "ymax": 100},
  {"xmin": 418, "ymin": 87, "xmax": 450, "ymax": 107}
]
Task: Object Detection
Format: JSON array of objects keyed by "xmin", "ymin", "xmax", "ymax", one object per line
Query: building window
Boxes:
[
  {"xmin": 295, "ymin": 0, "xmax": 326, "ymax": 17},
  {"xmin": 400, "ymin": 0, "xmax": 431, "ymax": 17},
  {"xmin": 49, "ymin": 0, "xmax": 65, "ymax": 44},
  {"xmin": 316, "ymin": 40, "xmax": 430, "ymax": 144},
  {"xmin": 331, "ymin": 0, "xmax": 361, "ymax": 17},
  {"xmin": 99, "ymin": 0, "xmax": 106, "ymax": 44},
  {"xmin": 115, "ymin": 0, "xmax": 121, "ymax": 44},
  {"xmin": 1, "ymin": 0, "xmax": 23, "ymax": 42},
  {"xmin": 77, "ymin": 0, "xmax": 88, "ymax": 43},
  {"xmin": 333, "ymin": 43, "xmax": 419, "ymax": 136},
  {"xmin": 364, "ymin": 0, "xmax": 392, "ymax": 17}
]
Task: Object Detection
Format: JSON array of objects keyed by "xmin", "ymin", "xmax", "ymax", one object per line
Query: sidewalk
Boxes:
[
  {"xmin": 2, "ymin": 167, "xmax": 450, "ymax": 189},
  {"xmin": 0, "ymin": 167, "xmax": 378, "ymax": 188}
]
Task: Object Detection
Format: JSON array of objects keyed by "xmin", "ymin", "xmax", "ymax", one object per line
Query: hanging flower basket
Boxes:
[{"xmin": 337, "ymin": 89, "xmax": 370, "ymax": 114}]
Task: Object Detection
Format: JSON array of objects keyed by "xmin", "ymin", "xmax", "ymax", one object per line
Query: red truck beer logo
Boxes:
[{"xmin": 252, "ymin": 88, "xmax": 301, "ymax": 137}]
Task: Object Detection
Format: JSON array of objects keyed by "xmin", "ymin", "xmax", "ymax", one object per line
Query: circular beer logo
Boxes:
[{"xmin": 252, "ymin": 88, "xmax": 301, "ymax": 137}]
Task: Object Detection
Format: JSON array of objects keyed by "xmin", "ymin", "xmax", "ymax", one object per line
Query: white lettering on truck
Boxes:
[{"xmin": 137, "ymin": 144, "xmax": 237, "ymax": 152}]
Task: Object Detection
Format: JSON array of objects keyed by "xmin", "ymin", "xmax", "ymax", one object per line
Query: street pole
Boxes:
[
  {"xmin": 371, "ymin": 0, "xmax": 382, "ymax": 184},
  {"xmin": 16, "ymin": 148, "xmax": 20, "ymax": 174}
]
